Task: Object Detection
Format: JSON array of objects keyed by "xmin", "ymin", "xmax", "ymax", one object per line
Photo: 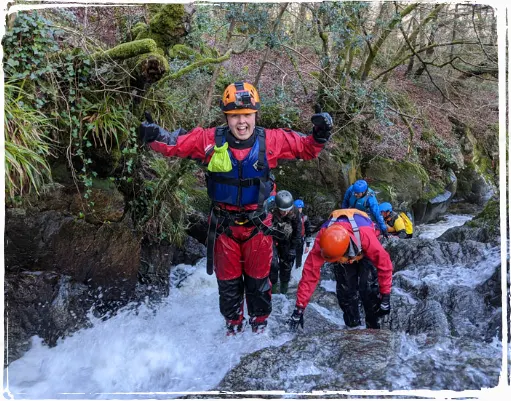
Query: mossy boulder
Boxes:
[
  {"xmin": 438, "ymin": 197, "xmax": 500, "ymax": 245},
  {"xmin": 135, "ymin": 4, "xmax": 194, "ymax": 52},
  {"xmin": 69, "ymin": 178, "xmax": 126, "ymax": 224},
  {"xmin": 450, "ymin": 116, "xmax": 498, "ymax": 204},
  {"xmin": 362, "ymin": 157, "xmax": 460, "ymax": 223},
  {"xmin": 363, "ymin": 157, "xmax": 430, "ymax": 208},
  {"xmin": 131, "ymin": 21, "xmax": 147, "ymax": 38},
  {"xmin": 465, "ymin": 197, "xmax": 500, "ymax": 238}
]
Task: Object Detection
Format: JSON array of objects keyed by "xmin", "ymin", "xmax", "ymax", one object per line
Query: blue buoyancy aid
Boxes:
[
  {"xmin": 348, "ymin": 188, "xmax": 376, "ymax": 212},
  {"xmin": 206, "ymin": 126, "xmax": 273, "ymax": 207}
]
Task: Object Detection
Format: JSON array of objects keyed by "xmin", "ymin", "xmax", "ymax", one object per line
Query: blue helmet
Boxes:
[
  {"xmin": 353, "ymin": 179, "xmax": 368, "ymax": 194},
  {"xmin": 294, "ymin": 199, "xmax": 304, "ymax": 208},
  {"xmin": 379, "ymin": 202, "xmax": 392, "ymax": 213}
]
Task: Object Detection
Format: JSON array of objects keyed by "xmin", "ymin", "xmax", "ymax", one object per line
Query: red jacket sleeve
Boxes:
[
  {"xmin": 149, "ymin": 127, "xmax": 216, "ymax": 161},
  {"xmin": 359, "ymin": 226, "xmax": 393, "ymax": 294},
  {"xmin": 265, "ymin": 129, "xmax": 325, "ymax": 168},
  {"xmin": 296, "ymin": 227, "xmax": 327, "ymax": 309}
]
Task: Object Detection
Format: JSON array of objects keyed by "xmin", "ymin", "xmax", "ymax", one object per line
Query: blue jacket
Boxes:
[
  {"xmin": 341, "ymin": 185, "xmax": 387, "ymax": 232},
  {"xmin": 206, "ymin": 127, "xmax": 272, "ymax": 206}
]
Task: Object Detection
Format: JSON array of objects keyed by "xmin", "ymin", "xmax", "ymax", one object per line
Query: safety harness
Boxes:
[{"xmin": 206, "ymin": 207, "xmax": 275, "ymax": 275}]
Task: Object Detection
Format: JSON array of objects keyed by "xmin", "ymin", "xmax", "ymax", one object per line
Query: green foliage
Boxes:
[
  {"xmin": 132, "ymin": 157, "xmax": 198, "ymax": 246},
  {"xmin": 2, "ymin": 12, "xmax": 61, "ymax": 81},
  {"xmin": 421, "ymin": 129, "xmax": 461, "ymax": 170},
  {"xmin": 258, "ymin": 88, "xmax": 300, "ymax": 128},
  {"xmin": 4, "ymin": 82, "xmax": 55, "ymax": 201},
  {"xmin": 81, "ymin": 94, "xmax": 132, "ymax": 152}
]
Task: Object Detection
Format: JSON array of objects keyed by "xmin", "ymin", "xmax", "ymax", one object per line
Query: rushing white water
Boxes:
[
  {"xmin": 5, "ymin": 213, "xmax": 501, "ymax": 398},
  {"xmin": 4, "ymin": 260, "xmax": 301, "ymax": 399},
  {"xmin": 415, "ymin": 214, "xmax": 473, "ymax": 239}
]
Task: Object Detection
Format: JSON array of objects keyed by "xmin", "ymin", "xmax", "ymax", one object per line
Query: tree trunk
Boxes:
[
  {"xmin": 405, "ymin": 19, "xmax": 418, "ymax": 76},
  {"xmin": 359, "ymin": 3, "xmax": 419, "ymax": 81},
  {"xmin": 201, "ymin": 19, "xmax": 236, "ymax": 124},
  {"xmin": 254, "ymin": 3, "xmax": 289, "ymax": 87},
  {"xmin": 414, "ymin": 15, "xmax": 438, "ymax": 78}
]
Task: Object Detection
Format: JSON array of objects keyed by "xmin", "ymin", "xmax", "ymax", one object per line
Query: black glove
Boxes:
[
  {"xmin": 377, "ymin": 293, "xmax": 391, "ymax": 317},
  {"xmin": 311, "ymin": 110, "xmax": 333, "ymax": 144},
  {"xmin": 139, "ymin": 111, "xmax": 160, "ymax": 144},
  {"xmin": 288, "ymin": 306, "xmax": 305, "ymax": 330},
  {"xmin": 381, "ymin": 230, "xmax": 389, "ymax": 239}
]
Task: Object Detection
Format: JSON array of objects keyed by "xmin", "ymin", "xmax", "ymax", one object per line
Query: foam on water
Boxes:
[
  {"xmin": 4, "ymin": 213, "xmax": 502, "ymax": 397},
  {"xmin": 4, "ymin": 260, "xmax": 295, "ymax": 399}
]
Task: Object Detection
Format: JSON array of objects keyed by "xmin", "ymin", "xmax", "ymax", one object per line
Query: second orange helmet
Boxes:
[{"xmin": 319, "ymin": 225, "xmax": 351, "ymax": 262}]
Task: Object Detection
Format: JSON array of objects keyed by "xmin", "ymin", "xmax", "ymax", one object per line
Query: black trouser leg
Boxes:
[
  {"xmin": 269, "ymin": 242, "xmax": 279, "ymax": 285},
  {"xmin": 244, "ymin": 275, "xmax": 272, "ymax": 318},
  {"xmin": 295, "ymin": 240, "xmax": 304, "ymax": 268},
  {"xmin": 277, "ymin": 244, "xmax": 293, "ymax": 284},
  {"xmin": 217, "ymin": 277, "xmax": 244, "ymax": 321},
  {"xmin": 334, "ymin": 263, "xmax": 362, "ymax": 327},
  {"xmin": 357, "ymin": 259, "xmax": 381, "ymax": 329}
]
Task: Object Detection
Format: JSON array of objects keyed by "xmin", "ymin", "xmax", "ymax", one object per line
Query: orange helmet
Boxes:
[
  {"xmin": 221, "ymin": 82, "xmax": 260, "ymax": 114},
  {"xmin": 319, "ymin": 225, "xmax": 351, "ymax": 262}
]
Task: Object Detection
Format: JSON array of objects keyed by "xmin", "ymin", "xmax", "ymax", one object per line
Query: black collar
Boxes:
[{"xmin": 226, "ymin": 129, "xmax": 256, "ymax": 149}]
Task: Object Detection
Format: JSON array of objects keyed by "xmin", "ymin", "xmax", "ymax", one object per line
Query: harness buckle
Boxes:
[{"xmin": 253, "ymin": 160, "xmax": 263, "ymax": 171}]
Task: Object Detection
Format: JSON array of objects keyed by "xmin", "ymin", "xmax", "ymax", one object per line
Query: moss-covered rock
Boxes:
[
  {"xmin": 136, "ymin": 4, "xmax": 192, "ymax": 52},
  {"xmin": 363, "ymin": 157, "xmax": 430, "ymax": 208},
  {"xmin": 451, "ymin": 117, "xmax": 498, "ymax": 204},
  {"xmin": 466, "ymin": 198, "xmax": 500, "ymax": 236}
]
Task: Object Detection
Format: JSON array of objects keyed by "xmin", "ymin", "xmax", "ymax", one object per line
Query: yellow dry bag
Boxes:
[
  {"xmin": 398, "ymin": 212, "xmax": 414, "ymax": 235},
  {"xmin": 207, "ymin": 142, "xmax": 233, "ymax": 173}
]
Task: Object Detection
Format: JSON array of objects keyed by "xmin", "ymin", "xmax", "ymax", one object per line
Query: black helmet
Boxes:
[{"xmin": 275, "ymin": 190, "xmax": 294, "ymax": 212}]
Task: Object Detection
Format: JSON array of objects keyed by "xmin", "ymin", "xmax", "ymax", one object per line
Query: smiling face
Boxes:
[{"xmin": 226, "ymin": 113, "xmax": 256, "ymax": 141}]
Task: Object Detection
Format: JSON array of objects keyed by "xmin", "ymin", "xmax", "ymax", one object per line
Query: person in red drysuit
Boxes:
[
  {"xmin": 288, "ymin": 209, "xmax": 393, "ymax": 330},
  {"xmin": 139, "ymin": 81, "xmax": 333, "ymax": 335}
]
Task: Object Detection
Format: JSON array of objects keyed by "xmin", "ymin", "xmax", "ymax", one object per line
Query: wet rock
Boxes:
[
  {"xmin": 139, "ymin": 241, "xmax": 176, "ymax": 298},
  {"xmin": 385, "ymin": 238, "xmax": 491, "ymax": 272},
  {"xmin": 186, "ymin": 210, "xmax": 208, "ymax": 244},
  {"xmin": 437, "ymin": 225, "xmax": 493, "ymax": 245},
  {"xmin": 172, "ymin": 236, "xmax": 207, "ymax": 266},
  {"xmin": 70, "ymin": 184, "xmax": 126, "ymax": 224},
  {"xmin": 216, "ymin": 330, "xmax": 500, "ymax": 391},
  {"xmin": 412, "ymin": 189, "xmax": 454, "ymax": 225},
  {"xmin": 4, "ymin": 205, "xmax": 141, "ymax": 366},
  {"xmin": 5, "ymin": 208, "xmax": 141, "ymax": 301},
  {"xmin": 401, "ymin": 300, "xmax": 450, "ymax": 336},
  {"xmin": 217, "ymin": 329, "xmax": 396, "ymax": 392},
  {"xmin": 4, "ymin": 271, "xmax": 92, "ymax": 366}
]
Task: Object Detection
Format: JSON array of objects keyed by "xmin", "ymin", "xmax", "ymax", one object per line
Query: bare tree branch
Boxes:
[
  {"xmin": 398, "ymin": 23, "xmax": 458, "ymax": 108},
  {"xmin": 471, "ymin": 5, "xmax": 496, "ymax": 63}
]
